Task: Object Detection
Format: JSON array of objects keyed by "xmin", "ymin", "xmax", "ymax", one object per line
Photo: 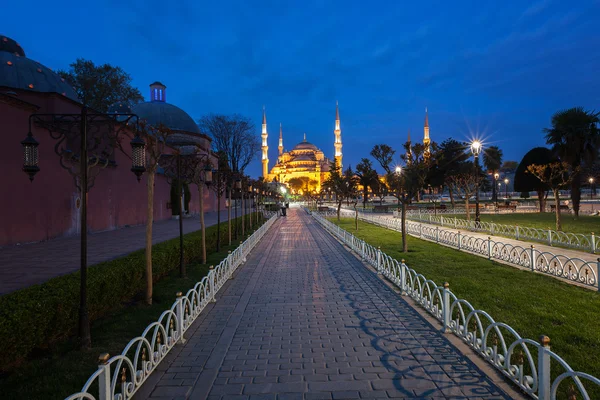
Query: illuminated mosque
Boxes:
[{"xmin": 261, "ymin": 103, "xmax": 342, "ymax": 194}]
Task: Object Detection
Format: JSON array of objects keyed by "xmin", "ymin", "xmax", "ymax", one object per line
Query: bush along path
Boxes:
[{"xmin": 0, "ymin": 212, "xmax": 265, "ymax": 400}]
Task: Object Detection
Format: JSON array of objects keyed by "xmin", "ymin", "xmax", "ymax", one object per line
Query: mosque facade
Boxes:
[{"xmin": 261, "ymin": 103, "xmax": 342, "ymax": 194}]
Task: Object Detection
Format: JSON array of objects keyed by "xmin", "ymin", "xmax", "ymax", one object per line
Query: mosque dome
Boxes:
[
  {"xmin": 292, "ymin": 140, "xmax": 318, "ymax": 151},
  {"xmin": 0, "ymin": 35, "xmax": 79, "ymax": 102},
  {"xmin": 130, "ymin": 82, "xmax": 201, "ymax": 135}
]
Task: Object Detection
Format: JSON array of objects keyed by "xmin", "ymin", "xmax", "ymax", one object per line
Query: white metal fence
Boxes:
[
  {"xmin": 331, "ymin": 209, "xmax": 600, "ymax": 291},
  {"xmin": 310, "ymin": 211, "xmax": 600, "ymax": 400},
  {"xmin": 406, "ymin": 214, "xmax": 599, "ymax": 254},
  {"xmin": 64, "ymin": 212, "xmax": 278, "ymax": 400}
]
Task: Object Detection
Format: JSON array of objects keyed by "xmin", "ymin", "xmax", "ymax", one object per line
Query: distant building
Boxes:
[{"xmin": 262, "ymin": 103, "xmax": 342, "ymax": 194}]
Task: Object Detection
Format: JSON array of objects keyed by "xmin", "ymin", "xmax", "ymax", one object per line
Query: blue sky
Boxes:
[{"xmin": 4, "ymin": 0, "xmax": 600, "ymax": 177}]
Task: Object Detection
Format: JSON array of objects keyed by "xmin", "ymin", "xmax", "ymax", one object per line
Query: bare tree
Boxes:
[
  {"xmin": 199, "ymin": 114, "xmax": 260, "ymax": 173},
  {"xmin": 527, "ymin": 162, "xmax": 577, "ymax": 230},
  {"xmin": 446, "ymin": 171, "xmax": 479, "ymax": 221}
]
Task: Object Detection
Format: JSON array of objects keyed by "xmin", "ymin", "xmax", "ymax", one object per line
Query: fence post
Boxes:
[
  {"xmin": 361, "ymin": 240, "xmax": 365, "ymax": 259},
  {"xmin": 176, "ymin": 292, "xmax": 186, "ymax": 344},
  {"xmin": 457, "ymin": 231, "xmax": 461, "ymax": 250},
  {"xmin": 209, "ymin": 265, "xmax": 216, "ymax": 303},
  {"xmin": 442, "ymin": 282, "xmax": 450, "ymax": 333},
  {"xmin": 97, "ymin": 353, "xmax": 111, "ymax": 400},
  {"xmin": 537, "ymin": 335, "xmax": 551, "ymax": 400},
  {"xmin": 429, "ymin": 214, "xmax": 432, "ymax": 224},
  {"xmin": 491, "ymin": 223, "xmax": 495, "ymax": 235},
  {"xmin": 591, "ymin": 232, "xmax": 596, "ymax": 254},
  {"xmin": 516, "ymin": 225, "xmax": 520, "ymax": 240},
  {"xmin": 436, "ymin": 227, "xmax": 440, "ymax": 243},
  {"xmin": 531, "ymin": 245, "xmax": 536, "ymax": 272},
  {"xmin": 400, "ymin": 259, "xmax": 407, "ymax": 295},
  {"xmin": 548, "ymin": 228, "xmax": 552, "ymax": 246},
  {"xmin": 420, "ymin": 223, "xmax": 423, "ymax": 238},
  {"xmin": 454, "ymin": 217, "xmax": 457, "ymax": 228},
  {"xmin": 377, "ymin": 246, "xmax": 382, "ymax": 274},
  {"xmin": 487, "ymin": 237, "xmax": 492, "ymax": 260},
  {"xmin": 441, "ymin": 216, "xmax": 444, "ymax": 227},
  {"xmin": 241, "ymin": 240, "xmax": 246, "ymax": 263},
  {"xmin": 597, "ymin": 258, "xmax": 600, "ymax": 292},
  {"xmin": 227, "ymin": 250, "xmax": 233, "ymax": 278}
]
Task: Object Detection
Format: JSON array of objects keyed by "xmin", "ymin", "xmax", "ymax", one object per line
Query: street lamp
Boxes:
[
  {"xmin": 493, "ymin": 172, "xmax": 500, "ymax": 207},
  {"xmin": 21, "ymin": 108, "xmax": 145, "ymax": 349},
  {"xmin": 590, "ymin": 177, "xmax": 595, "ymax": 212},
  {"xmin": 470, "ymin": 140, "xmax": 482, "ymax": 224},
  {"xmin": 504, "ymin": 178, "xmax": 509, "ymax": 201},
  {"xmin": 234, "ymin": 177, "xmax": 242, "ymax": 239}
]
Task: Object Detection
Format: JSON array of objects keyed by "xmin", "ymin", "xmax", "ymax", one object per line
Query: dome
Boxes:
[
  {"xmin": 0, "ymin": 35, "xmax": 79, "ymax": 102},
  {"xmin": 131, "ymin": 101, "xmax": 200, "ymax": 134},
  {"xmin": 293, "ymin": 141, "xmax": 318, "ymax": 151}
]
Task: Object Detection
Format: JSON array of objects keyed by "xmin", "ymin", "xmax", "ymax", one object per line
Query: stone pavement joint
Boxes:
[{"xmin": 138, "ymin": 208, "xmax": 517, "ymax": 399}]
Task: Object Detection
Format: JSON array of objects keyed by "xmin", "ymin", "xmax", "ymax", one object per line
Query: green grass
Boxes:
[
  {"xmin": 431, "ymin": 212, "xmax": 598, "ymax": 235},
  {"xmin": 331, "ymin": 218, "xmax": 600, "ymax": 382},
  {"xmin": 0, "ymin": 232, "xmax": 258, "ymax": 400}
]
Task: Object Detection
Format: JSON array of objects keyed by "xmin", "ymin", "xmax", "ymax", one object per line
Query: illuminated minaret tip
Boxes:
[
  {"xmin": 423, "ymin": 107, "xmax": 431, "ymax": 158},
  {"xmin": 261, "ymin": 106, "xmax": 269, "ymax": 177},
  {"xmin": 334, "ymin": 101, "xmax": 342, "ymax": 169},
  {"xmin": 278, "ymin": 123, "xmax": 283, "ymax": 156}
]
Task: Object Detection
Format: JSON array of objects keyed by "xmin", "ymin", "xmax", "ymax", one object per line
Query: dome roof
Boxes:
[
  {"xmin": 293, "ymin": 141, "xmax": 318, "ymax": 151},
  {"xmin": 0, "ymin": 35, "xmax": 79, "ymax": 102},
  {"xmin": 131, "ymin": 101, "xmax": 200, "ymax": 134}
]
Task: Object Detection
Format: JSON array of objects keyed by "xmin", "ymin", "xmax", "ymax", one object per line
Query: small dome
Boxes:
[
  {"xmin": 0, "ymin": 35, "xmax": 79, "ymax": 102},
  {"xmin": 131, "ymin": 101, "xmax": 200, "ymax": 134},
  {"xmin": 293, "ymin": 141, "xmax": 318, "ymax": 151}
]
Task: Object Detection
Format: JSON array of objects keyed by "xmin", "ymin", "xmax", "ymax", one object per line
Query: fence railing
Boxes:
[
  {"xmin": 310, "ymin": 211, "xmax": 600, "ymax": 400},
  {"xmin": 64, "ymin": 212, "xmax": 278, "ymax": 400},
  {"xmin": 329, "ymin": 209, "xmax": 600, "ymax": 291},
  {"xmin": 406, "ymin": 214, "xmax": 598, "ymax": 254}
]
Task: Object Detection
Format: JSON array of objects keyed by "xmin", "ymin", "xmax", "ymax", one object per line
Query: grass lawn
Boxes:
[
  {"xmin": 431, "ymin": 212, "xmax": 599, "ymax": 235},
  {"xmin": 331, "ymin": 218, "xmax": 600, "ymax": 382},
  {"xmin": 0, "ymin": 240, "xmax": 245, "ymax": 400}
]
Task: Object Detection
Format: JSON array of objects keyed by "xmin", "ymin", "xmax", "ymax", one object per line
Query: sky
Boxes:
[{"xmin": 4, "ymin": 0, "xmax": 600, "ymax": 178}]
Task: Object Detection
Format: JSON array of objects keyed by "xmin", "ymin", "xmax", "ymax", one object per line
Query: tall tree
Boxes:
[
  {"xmin": 355, "ymin": 158, "xmax": 379, "ymax": 209},
  {"xmin": 436, "ymin": 138, "xmax": 469, "ymax": 207},
  {"xmin": 199, "ymin": 114, "xmax": 260, "ymax": 174},
  {"xmin": 544, "ymin": 107, "xmax": 600, "ymax": 217},
  {"xmin": 527, "ymin": 162, "xmax": 577, "ymax": 230},
  {"xmin": 514, "ymin": 147, "xmax": 554, "ymax": 212},
  {"xmin": 370, "ymin": 144, "xmax": 396, "ymax": 174},
  {"xmin": 323, "ymin": 162, "xmax": 358, "ymax": 220},
  {"xmin": 58, "ymin": 59, "xmax": 144, "ymax": 112},
  {"xmin": 483, "ymin": 145, "xmax": 503, "ymax": 173},
  {"xmin": 446, "ymin": 163, "xmax": 480, "ymax": 221}
]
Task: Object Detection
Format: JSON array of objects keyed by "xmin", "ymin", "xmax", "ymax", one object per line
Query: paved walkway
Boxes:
[
  {"xmin": 138, "ymin": 209, "xmax": 513, "ymax": 399},
  {"xmin": 0, "ymin": 207, "xmax": 248, "ymax": 295}
]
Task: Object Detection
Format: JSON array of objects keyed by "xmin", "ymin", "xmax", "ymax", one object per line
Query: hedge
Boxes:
[{"xmin": 0, "ymin": 213, "xmax": 263, "ymax": 371}]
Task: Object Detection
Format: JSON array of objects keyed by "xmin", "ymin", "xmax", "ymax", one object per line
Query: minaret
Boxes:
[
  {"xmin": 406, "ymin": 128, "xmax": 412, "ymax": 164},
  {"xmin": 278, "ymin": 123, "xmax": 283, "ymax": 156},
  {"xmin": 334, "ymin": 101, "xmax": 342, "ymax": 169},
  {"xmin": 423, "ymin": 107, "xmax": 431, "ymax": 158},
  {"xmin": 261, "ymin": 107, "xmax": 269, "ymax": 178}
]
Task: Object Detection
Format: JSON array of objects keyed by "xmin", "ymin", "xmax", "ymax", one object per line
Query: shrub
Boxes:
[{"xmin": 0, "ymin": 213, "xmax": 263, "ymax": 371}]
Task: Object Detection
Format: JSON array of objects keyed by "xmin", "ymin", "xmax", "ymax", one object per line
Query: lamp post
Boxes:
[
  {"xmin": 248, "ymin": 184, "xmax": 253, "ymax": 230},
  {"xmin": 504, "ymin": 178, "xmax": 509, "ymax": 201},
  {"xmin": 493, "ymin": 172, "xmax": 500, "ymax": 208},
  {"xmin": 470, "ymin": 140, "xmax": 482, "ymax": 224},
  {"xmin": 234, "ymin": 177, "xmax": 241, "ymax": 238},
  {"xmin": 589, "ymin": 177, "xmax": 595, "ymax": 212},
  {"xmin": 21, "ymin": 108, "xmax": 146, "ymax": 349}
]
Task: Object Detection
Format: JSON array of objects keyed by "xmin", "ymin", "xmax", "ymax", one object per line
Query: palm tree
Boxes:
[
  {"xmin": 355, "ymin": 158, "xmax": 378, "ymax": 209},
  {"xmin": 544, "ymin": 107, "xmax": 600, "ymax": 217}
]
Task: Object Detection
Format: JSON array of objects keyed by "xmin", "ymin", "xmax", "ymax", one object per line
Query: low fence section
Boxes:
[
  {"xmin": 310, "ymin": 211, "xmax": 600, "ymax": 400},
  {"xmin": 65, "ymin": 212, "xmax": 278, "ymax": 400},
  {"xmin": 407, "ymin": 213, "xmax": 599, "ymax": 254},
  {"xmin": 333, "ymin": 209, "xmax": 600, "ymax": 291}
]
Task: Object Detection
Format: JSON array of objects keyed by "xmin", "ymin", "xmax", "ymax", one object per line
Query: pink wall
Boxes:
[{"xmin": 0, "ymin": 91, "xmax": 222, "ymax": 247}]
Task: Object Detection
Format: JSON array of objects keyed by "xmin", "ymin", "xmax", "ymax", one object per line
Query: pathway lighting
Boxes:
[{"xmin": 470, "ymin": 140, "xmax": 482, "ymax": 224}]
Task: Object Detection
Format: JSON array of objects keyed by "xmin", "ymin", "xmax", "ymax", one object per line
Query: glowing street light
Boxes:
[{"xmin": 470, "ymin": 140, "xmax": 482, "ymax": 224}]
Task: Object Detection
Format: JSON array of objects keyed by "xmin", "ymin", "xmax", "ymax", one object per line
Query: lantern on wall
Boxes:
[
  {"xmin": 235, "ymin": 178, "xmax": 242, "ymax": 191},
  {"xmin": 21, "ymin": 131, "xmax": 40, "ymax": 181},
  {"xmin": 130, "ymin": 134, "xmax": 146, "ymax": 181},
  {"xmin": 204, "ymin": 164, "xmax": 213, "ymax": 186}
]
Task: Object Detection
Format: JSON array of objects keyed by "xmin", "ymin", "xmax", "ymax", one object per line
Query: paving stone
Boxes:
[{"xmin": 140, "ymin": 209, "xmax": 512, "ymax": 400}]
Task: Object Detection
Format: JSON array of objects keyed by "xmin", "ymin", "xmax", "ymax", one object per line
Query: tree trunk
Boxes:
[
  {"xmin": 199, "ymin": 184, "xmax": 206, "ymax": 264},
  {"xmin": 144, "ymin": 171, "xmax": 155, "ymax": 305},
  {"xmin": 228, "ymin": 190, "xmax": 232, "ymax": 246},
  {"xmin": 554, "ymin": 189, "xmax": 562, "ymax": 231},
  {"xmin": 449, "ymin": 188, "xmax": 456, "ymax": 208},
  {"xmin": 337, "ymin": 200, "xmax": 342, "ymax": 221},
  {"xmin": 363, "ymin": 187, "xmax": 368, "ymax": 209},
  {"xmin": 401, "ymin": 201, "xmax": 407, "ymax": 252},
  {"xmin": 354, "ymin": 205, "xmax": 358, "ymax": 230},
  {"xmin": 241, "ymin": 195, "xmax": 245, "ymax": 236},
  {"xmin": 216, "ymin": 190, "xmax": 221, "ymax": 252},
  {"xmin": 536, "ymin": 189, "xmax": 545, "ymax": 213},
  {"xmin": 465, "ymin": 198, "xmax": 470, "ymax": 221},
  {"xmin": 571, "ymin": 177, "xmax": 581, "ymax": 218}
]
